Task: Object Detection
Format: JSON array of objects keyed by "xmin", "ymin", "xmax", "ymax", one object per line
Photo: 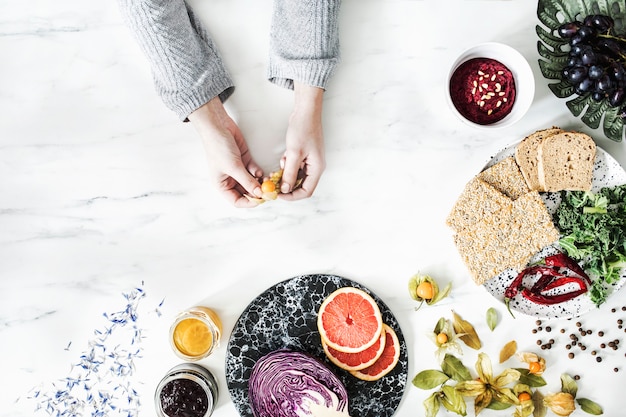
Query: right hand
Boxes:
[
  {"xmin": 278, "ymin": 82, "xmax": 326, "ymax": 201},
  {"xmin": 188, "ymin": 97, "xmax": 264, "ymax": 208}
]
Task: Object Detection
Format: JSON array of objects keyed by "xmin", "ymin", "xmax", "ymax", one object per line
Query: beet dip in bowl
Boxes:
[{"xmin": 447, "ymin": 42, "xmax": 534, "ymax": 128}]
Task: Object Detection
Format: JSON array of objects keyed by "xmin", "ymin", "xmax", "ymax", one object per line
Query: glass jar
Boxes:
[
  {"xmin": 169, "ymin": 306, "xmax": 223, "ymax": 361},
  {"xmin": 155, "ymin": 363, "xmax": 219, "ymax": 417}
]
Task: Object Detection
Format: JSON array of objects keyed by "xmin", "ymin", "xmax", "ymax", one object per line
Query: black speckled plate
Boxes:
[
  {"xmin": 225, "ymin": 274, "xmax": 408, "ymax": 417},
  {"xmin": 481, "ymin": 144, "xmax": 626, "ymax": 319}
]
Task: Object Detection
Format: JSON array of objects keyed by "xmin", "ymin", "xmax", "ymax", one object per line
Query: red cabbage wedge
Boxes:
[{"xmin": 248, "ymin": 349, "xmax": 349, "ymax": 417}]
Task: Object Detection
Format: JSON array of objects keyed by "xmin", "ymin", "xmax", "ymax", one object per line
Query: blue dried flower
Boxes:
[{"xmin": 28, "ymin": 283, "xmax": 163, "ymax": 417}]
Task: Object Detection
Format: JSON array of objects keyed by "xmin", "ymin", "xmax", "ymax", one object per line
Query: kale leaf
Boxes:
[{"xmin": 554, "ymin": 184, "xmax": 626, "ymax": 306}]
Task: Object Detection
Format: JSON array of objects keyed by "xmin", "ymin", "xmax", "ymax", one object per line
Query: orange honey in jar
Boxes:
[{"xmin": 170, "ymin": 306, "xmax": 223, "ymax": 361}]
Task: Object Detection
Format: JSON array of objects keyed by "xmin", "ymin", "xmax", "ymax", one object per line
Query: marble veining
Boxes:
[{"xmin": 2, "ymin": 1, "xmax": 626, "ymax": 417}]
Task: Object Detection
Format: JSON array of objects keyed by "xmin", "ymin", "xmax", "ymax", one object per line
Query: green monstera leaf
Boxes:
[{"xmin": 536, "ymin": 0, "xmax": 626, "ymax": 141}]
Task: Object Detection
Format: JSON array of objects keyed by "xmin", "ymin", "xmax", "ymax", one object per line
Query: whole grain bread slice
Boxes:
[
  {"xmin": 446, "ymin": 178, "xmax": 512, "ymax": 233},
  {"xmin": 537, "ymin": 131, "xmax": 596, "ymax": 192},
  {"xmin": 514, "ymin": 127, "xmax": 563, "ymax": 191},
  {"xmin": 478, "ymin": 156, "xmax": 530, "ymax": 200},
  {"xmin": 453, "ymin": 191, "xmax": 559, "ymax": 285}
]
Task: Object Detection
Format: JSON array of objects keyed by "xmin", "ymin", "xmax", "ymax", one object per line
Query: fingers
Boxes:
[
  {"xmin": 229, "ymin": 143, "xmax": 263, "ymax": 198},
  {"xmin": 231, "ymin": 127, "xmax": 264, "ymax": 197},
  {"xmin": 244, "ymin": 154, "xmax": 264, "ymax": 180},
  {"xmin": 234, "ymin": 194, "xmax": 261, "ymax": 208},
  {"xmin": 278, "ymin": 173, "xmax": 319, "ymax": 201},
  {"xmin": 278, "ymin": 154, "xmax": 325, "ymax": 201},
  {"xmin": 234, "ymin": 126, "xmax": 264, "ymax": 180},
  {"xmin": 228, "ymin": 191, "xmax": 261, "ymax": 208},
  {"xmin": 218, "ymin": 178, "xmax": 262, "ymax": 208},
  {"xmin": 279, "ymin": 152, "xmax": 302, "ymax": 194},
  {"xmin": 228, "ymin": 164, "xmax": 263, "ymax": 199}
]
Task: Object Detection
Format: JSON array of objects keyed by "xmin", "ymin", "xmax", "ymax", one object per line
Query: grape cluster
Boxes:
[{"xmin": 558, "ymin": 14, "xmax": 626, "ymax": 109}]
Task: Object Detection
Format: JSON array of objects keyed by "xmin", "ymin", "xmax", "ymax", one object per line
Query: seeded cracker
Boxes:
[
  {"xmin": 478, "ymin": 156, "xmax": 530, "ymax": 200},
  {"xmin": 446, "ymin": 177, "xmax": 512, "ymax": 233},
  {"xmin": 453, "ymin": 191, "xmax": 559, "ymax": 285}
]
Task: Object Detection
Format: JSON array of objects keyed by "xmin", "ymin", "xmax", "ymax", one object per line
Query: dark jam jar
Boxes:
[
  {"xmin": 155, "ymin": 363, "xmax": 219, "ymax": 417},
  {"xmin": 449, "ymin": 57, "xmax": 516, "ymax": 125}
]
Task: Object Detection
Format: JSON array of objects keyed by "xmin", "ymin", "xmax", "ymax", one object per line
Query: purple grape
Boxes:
[
  {"xmin": 581, "ymin": 49, "xmax": 597, "ymax": 65},
  {"xmin": 609, "ymin": 87, "xmax": 626, "ymax": 106},
  {"xmin": 583, "ymin": 14, "xmax": 614, "ymax": 32},
  {"xmin": 588, "ymin": 65, "xmax": 604, "ymax": 80},
  {"xmin": 576, "ymin": 78, "xmax": 595, "ymax": 94},
  {"xmin": 597, "ymin": 74, "xmax": 614, "ymax": 92},
  {"xmin": 608, "ymin": 62, "xmax": 625, "ymax": 81},
  {"xmin": 558, "ymin": 21, "xmax": 582, "ymax": 38},
  {"xmin": 591, "ymin": 91, "xmax": 605, "ymax": 102},
  {"xmin": 577, "ymin": 25, "xmax": 597, "ymax": 40},
  {"xmin": 559, "ymin": 14, "xmax": 626, "ymax": 108},
  {"xmin": 564, "ymin": 66, "xmax": 588, "ymax": 83}
]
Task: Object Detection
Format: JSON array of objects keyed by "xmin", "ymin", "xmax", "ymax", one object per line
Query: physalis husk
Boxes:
[
  {"xmin": 245, "ymin": 169, "xmax": 303, "ymax": 204},
  {"xmin": 408, "ymin": 273, "xmax": 451, "ymax": 310}
]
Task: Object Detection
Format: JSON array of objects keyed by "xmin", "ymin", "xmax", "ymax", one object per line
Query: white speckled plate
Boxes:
[
  {"xmin": 481, "ymin": 144, "xmax": 626, "ymax": 319},
  {"xmin": 225, "ymin": 274, "xmax": 408, "ymax": 417}
]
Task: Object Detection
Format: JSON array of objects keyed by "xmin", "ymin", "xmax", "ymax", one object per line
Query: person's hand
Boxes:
[
  {"xmin": 188, "ymin": 97, "xmax": 264, "ymax": 208},
  {"xmin": 279, "ymin": 82, "xmax": 326, "ymax": 201}
]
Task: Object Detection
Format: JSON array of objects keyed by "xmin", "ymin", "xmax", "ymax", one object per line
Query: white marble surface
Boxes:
[{"xmin": 2, "ymin": 1, "xmax": 626, "ymax": 416}]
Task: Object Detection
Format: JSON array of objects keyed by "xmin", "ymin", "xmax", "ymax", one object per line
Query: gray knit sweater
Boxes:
[{"xmin": 117, "ymin": 0, "xmax": 341, "ymax": 121}]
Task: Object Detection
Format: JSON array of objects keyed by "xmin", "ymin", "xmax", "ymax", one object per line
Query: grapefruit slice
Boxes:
[
  {"xmin": 350, "ymin": 324, "xmax": 400, "ymax": 381},
  {"xmin": 322, "ymin": 326, "xmax": 386, "ymax": 371},
  {"xmin": 317, "ymin": 287, "xmax": 383, "ymax": 354}
]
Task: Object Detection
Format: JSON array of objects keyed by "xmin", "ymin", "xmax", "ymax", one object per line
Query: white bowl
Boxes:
[{"xmin": 446, "ymin": 42, "xmax": 535, "ymax": 129}]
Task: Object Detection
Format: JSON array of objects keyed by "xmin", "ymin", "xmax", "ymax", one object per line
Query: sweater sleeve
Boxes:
[
  {"xmin": 117, "ymin": 0, "xmax": 234, "ymax": 121},
  {"xmin": 267, "ymin": 0, "xmax": 341, "ymax": 90}
]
